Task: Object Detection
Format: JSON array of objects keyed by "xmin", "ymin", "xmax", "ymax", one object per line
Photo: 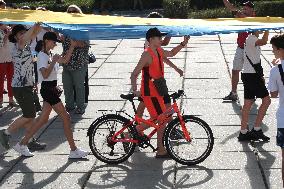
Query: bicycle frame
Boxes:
[{"xmin": 111, "ymin": 100, "xmax": 191, "ymax": 143}]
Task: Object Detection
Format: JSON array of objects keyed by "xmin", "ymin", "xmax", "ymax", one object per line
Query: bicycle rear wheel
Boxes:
[
  {"xmin": 164, "ymin": 115, "xmax": 214, "ymax": 166},
  {"xmin": 88, "ymin": 114, "xmax": 136, "ymax": 164}
]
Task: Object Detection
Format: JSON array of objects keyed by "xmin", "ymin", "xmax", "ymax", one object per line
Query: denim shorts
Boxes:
[{"xmin": 276, "ymin": 128, "xmax": 284, "ymax": 148}]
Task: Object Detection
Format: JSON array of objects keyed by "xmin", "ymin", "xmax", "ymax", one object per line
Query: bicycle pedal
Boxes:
[{"xmin": 148, "ymin": 143, "xmax": 158, "ymax": 152}]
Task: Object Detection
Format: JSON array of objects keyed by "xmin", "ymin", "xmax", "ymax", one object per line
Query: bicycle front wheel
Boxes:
[
  {"xmin": 88, "ymin": 114, "xmax": 136, "ymax": 164},
  {"xmin": 164, "ymin": 115, "xmax": 214, "ymax": 166}
]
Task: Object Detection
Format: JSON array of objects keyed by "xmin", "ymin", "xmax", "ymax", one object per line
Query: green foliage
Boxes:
[
  {"xmin": 7, "ymin": 0, "xmax": 95, "ymax": 13},
  {"xmin": 255, "ymin": 1, "xmax": 284, "ymax": 17},
  {"xmin": 163, "ymin": 0, "xmax": 191, "ymax": 18},
  {"xmin": 164, "ymin": 0, "xmax": 284, "ymax": 18},
  {"xmin": 188, "ymin": 8, "xmax": 232, "ymax": 19}
]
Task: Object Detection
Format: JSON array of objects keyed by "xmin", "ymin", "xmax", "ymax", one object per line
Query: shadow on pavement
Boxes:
[
  {"xmin": 15, "ymin": 159, "xmax": 74, "ymax": 189},
  {"xmin": 80, "ymin": 152, "xmax": 213, "ymax": 188}
]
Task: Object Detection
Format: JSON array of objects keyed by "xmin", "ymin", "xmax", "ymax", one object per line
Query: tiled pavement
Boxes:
[{"xmin": 0, "ymin": 32, "xmax": 282, "ymax": 189}]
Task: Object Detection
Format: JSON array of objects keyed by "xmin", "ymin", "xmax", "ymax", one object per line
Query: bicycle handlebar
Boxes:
[{"xmin": 120, "ymin": 90, "xmax": 184, "ymax": 101}]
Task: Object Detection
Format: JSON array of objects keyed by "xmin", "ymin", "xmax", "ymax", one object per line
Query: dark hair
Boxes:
[
  {"xmin": 147, "ymin": 12, "xmax": 163, "ymax": 18},
  {"xmin": 8, "ymin": 24, "xmax": 27, "ymax": 43},
  {"xmin": 0, "ymin": 1, "xmax": 6, "ymax": 7},
  {"xmin": 35, "ymin": 40, "xmax": 43, "ymax": 53},
  {"xmin": 270, "ymin": 34, "xmax": 284, "ymax": 50}
]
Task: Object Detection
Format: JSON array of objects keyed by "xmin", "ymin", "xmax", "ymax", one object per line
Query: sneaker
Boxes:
[
  {"xmin": 0, "ymin": 129, "xmax": 10, "ymax": 150},
  {"xmin": 9, "ymin": 101, "xmax": 19, "ymax": 107},
  {"xmin": 13, "ymin": 143, "xmax": 34, "ymax": 157},
  {"xmin": 65, "ymin": 106, "xmax": 75, "ymax": 112},
  {"xmin": 27, "ymin": 138, "xmax": 47, "ymax": 151},
  {"xmin": 251, "ymin": 129, "xmax": 270, "ymax": 141},
  {"xmin": 223, "ymin": 92, "xmax": 238, "ymax": 101},
  {"xmin": 238, "ymin": 131, "xmax": 257, "ymax": 141},
  {"xmin": 36, "ymin": 106, "xmax": 42, "ymax": 112},
  {"xmin": 69, "ymin": 148, "xmax": 89, "ymax": 159},
  {"xmin": 75, "ymin": 108, "xmax": 85, "ymax": 115},
  {"xmin": 170, "ymin": 128, "xmax": 184, "ymax": 140}
]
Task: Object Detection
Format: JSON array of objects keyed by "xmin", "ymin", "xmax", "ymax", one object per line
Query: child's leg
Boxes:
[
  {"xmin": 136, "ymin": 101, "xmax": 148, "ymax": 133},
  {"xmin": 20, "ymin": 102, "xmax": 52, "ymax": 145},
  {"xmin": 241, "ymin": 99, "xmax": 254, "ymax": 130},
  {"xmin": 52, "ymin": 101, "xmax": 76, "ymax": 151},
  {"xmin": 255, "ymin": 96, "xmax": 271, "ymax": 128},
  {"xmin": 143, "ymin": 96, "xmax": 167, "ymax": 155}
]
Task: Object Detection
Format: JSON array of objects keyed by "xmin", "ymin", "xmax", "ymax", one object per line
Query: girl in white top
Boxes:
[{"xmin": 14, "ymin": 32, "xmax": 88, "ymax": 159}]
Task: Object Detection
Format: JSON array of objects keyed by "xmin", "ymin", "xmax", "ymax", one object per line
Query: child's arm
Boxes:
[
  {"xmin": 57, "ymin": 39, "xmax": 76, "ymax": 64},
  {"xmin": 164, "ymin": 58, "xmax": 183, "ymax": 77},
  {"xmin": 131, "ymin": 51, "xmax": 151, "ymax": 96},
  {"xmin": 255, "ymin": 31, "xmax": 269, "ymax": 46},
  {"xmin": 163, "ymin": 36, "xmax": 189, "ymax": 58}
]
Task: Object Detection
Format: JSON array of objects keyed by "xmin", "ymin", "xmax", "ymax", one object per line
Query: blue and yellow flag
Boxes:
[{"xmin": 1, "ymin": 9, "xmax": 284, "ymax": 40}]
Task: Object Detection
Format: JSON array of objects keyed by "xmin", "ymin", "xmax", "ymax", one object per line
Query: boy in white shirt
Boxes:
[
  {"xmin": 238, "ymin": 31, "xmax": 271, "ymax": 141},
  {"xmin": 268, "ymin": 34, "xmax": 284, "ymax": 188}
]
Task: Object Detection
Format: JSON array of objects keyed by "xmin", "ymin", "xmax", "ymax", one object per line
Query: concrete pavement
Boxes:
[{"xmin": 0, "ymin": 33, "xmax": 282, "ymax": 189}]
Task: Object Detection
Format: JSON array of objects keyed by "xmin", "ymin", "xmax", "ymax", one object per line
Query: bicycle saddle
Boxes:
[{"xmin": 120, "ymin": 93, "xmax": 135, "ymax": 101}]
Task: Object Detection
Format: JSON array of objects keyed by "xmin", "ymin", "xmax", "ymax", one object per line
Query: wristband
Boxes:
[{"xmin": 180, "ymin": 42, "xmax": 186, "ymax": 47}]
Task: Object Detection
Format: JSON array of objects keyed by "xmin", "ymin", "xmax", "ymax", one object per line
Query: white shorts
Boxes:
[{"xmin": 232, "ymin": 47, "xmax": 244, "ymax": 71}]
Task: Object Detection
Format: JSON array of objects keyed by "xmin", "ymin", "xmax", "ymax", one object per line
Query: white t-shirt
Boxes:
[
  {"xmin": 268, "ymin": 60, "xmax": 284, "ymax": 128},
  {"xmin": 243, "ymin": 35, "xmax": 261, "ymax": 73},
  {"xmin": 37, "ymin": 52, "xmax": 59, "ymax": 83}
]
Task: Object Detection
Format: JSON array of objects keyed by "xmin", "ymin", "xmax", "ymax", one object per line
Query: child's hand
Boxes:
[
  {"xmin": 182, "ymin": 35, "xmax": 190, "ymax": 45},
  {"xmin": 272, "ymin": 58, "xmax": 280, "ymax": 66},
  {"xmin": 133, "ymin": 91, "xmax": 141, "ymax": 97},
  {"xmin": 52, "ymin": 54, "xmax": 60, "ymax": 63},
  {"xmin": 176, "ymin": 68, "xmax": 184, "ymax": 77}
]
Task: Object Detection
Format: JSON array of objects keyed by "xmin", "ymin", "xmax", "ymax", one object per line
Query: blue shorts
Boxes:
[{"xmin": 276, "ymin": 128, "xmax": 284, "ymax": 148}]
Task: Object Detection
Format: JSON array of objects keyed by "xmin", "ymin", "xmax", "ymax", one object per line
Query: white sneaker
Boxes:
[
  {"xmin": 69, "ymin": 148, "xmax": 88, "ymax": 159},
  {"xmin": 13, "ymin": 143, "xmax": 34, "ymax": 157}
]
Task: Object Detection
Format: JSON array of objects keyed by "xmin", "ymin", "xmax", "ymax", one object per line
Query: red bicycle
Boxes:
[{"xmin": 87, "ymin": 90, "xmax": 214, "ymax": 165}]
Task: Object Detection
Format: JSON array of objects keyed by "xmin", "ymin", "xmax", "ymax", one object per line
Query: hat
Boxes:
[
  {"xmin": 43, "ymin": 32, "xmax": 61, "ymax": 43},
  {"xmin": 8, "ymin": 24, "xmax": 27, "ymax": 43},
  {"xmin": 242, "ymin": 1, "xmax": 254, "ymax": 8},
  {"xmin": 146, "ymin": 27, "xmax": 167, "ymax": 41}
]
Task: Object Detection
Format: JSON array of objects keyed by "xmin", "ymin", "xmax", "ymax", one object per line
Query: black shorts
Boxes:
[
  {"xmin": 40, "ymin": 80, "xmax": 62, "ymax": 106},
  {"xmin": 241, "ymin": 73, "xmax": 269, "ymax": 100},
  {"xmin": 277, "ymin": 128, "xmax": 284, "ymax": 148}
]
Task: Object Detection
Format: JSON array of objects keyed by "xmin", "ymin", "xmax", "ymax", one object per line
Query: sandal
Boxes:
[{"xmin": 155, "ymin": 153, "xmax": 171, "ymax": 159}]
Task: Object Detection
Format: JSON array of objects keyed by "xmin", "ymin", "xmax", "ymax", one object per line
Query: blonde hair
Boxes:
[{"xmin": 66, "ymin": 5, "xmax": 83, "ymax": 14}]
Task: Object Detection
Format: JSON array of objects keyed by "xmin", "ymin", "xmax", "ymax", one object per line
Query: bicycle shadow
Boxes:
[{"xmin": 80, "ymin": 152, "xmax": 213, "ymax": 188}]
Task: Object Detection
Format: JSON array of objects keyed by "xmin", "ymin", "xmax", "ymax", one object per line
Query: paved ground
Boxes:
[{"xmin": 0, "ymin": 32, "xmax": 282, "ymax": 189}]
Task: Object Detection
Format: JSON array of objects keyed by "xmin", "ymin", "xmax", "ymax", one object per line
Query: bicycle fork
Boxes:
[{"xmin": 177, "ymin": 112, "xmax": 192, "ymax": 142}]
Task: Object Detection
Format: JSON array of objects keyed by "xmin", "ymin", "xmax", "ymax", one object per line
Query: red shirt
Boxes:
[
  {"xmin": 237, "ymin": 32, "xmax": 249, "ymax": 49},
  {"xmin": 141, "ymin": 47, "xmax": 164, "ymax": 97}
]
